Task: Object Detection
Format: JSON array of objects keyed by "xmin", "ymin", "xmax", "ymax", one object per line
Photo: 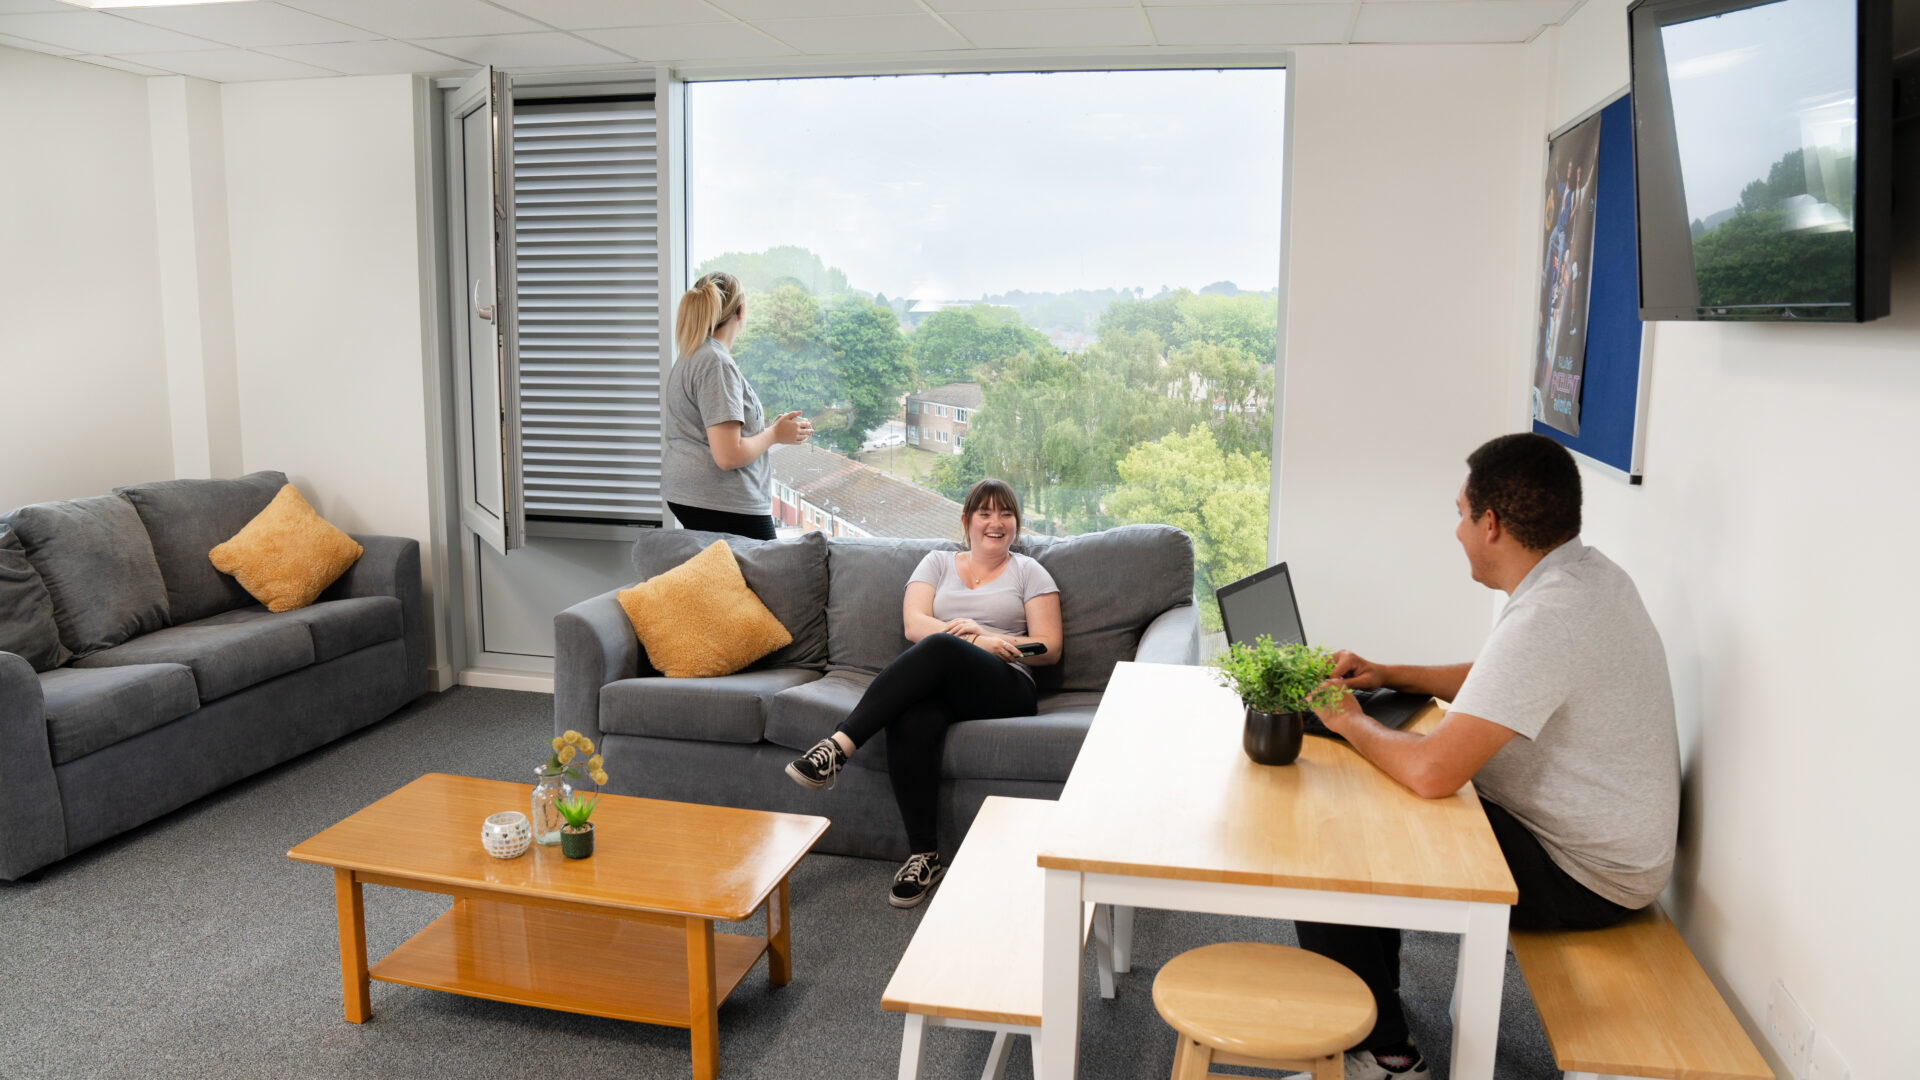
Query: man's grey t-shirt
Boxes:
[
  {"xmin": 1449, "ymin": 540, "xmax": 1680, "ymax": 908},
  {"xmin": 661, "ymin": 337, "xmax": 770, "ymax": 515},
  {"xmin": 908, "ymin": 551, "xmax": 1059, "ymax": 682}
]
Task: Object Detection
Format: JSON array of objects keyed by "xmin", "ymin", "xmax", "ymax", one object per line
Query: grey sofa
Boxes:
[
  {"xmin": 554, "ymin": 524, "xmax": 1198, "ymax": 860},
  {"xmin": 0, "ymin": 471, "xmax": 428, "ymax": 881}
]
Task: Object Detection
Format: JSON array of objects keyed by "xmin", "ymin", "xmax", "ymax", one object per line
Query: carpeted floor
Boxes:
[{"xmin": 0, "ymin": 687, "xmax": 1564, "ymax": 1080}]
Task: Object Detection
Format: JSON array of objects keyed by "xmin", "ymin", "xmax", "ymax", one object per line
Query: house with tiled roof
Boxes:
[
  {"xmin": 767, "ymin": 444, "xmax": 963, "ymax": 541},
  {"xmin": 904, "ymin": 382, "xmax": 984, "ymax": 456}
]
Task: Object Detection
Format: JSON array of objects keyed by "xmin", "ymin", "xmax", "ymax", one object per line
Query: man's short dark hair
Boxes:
[{"xmin": 1464, "ymin": 433, "xmax": 1582, "ymax": 551}]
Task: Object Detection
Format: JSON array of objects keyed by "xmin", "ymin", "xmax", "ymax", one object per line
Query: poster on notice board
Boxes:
[{"xmin": 1533, "ymin": 111, "xmax": 1602, "ymax": 436}]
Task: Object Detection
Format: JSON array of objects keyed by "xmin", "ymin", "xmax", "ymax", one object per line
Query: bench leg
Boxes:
[
  {"xmin": 1093, "ymin": 903, "xmax": 1116, "ymax": 1000},
  {"xmin": 1112, "ymin": 905, "xmax": 1135, "ymax": 973},
  {"xmin": 898, "ymin": 1013, "xmax": 929, "ymax": 1080},
  {"xmin": 981, "ymin": 1030, "xmax": 1014, "ymax": 1080}
]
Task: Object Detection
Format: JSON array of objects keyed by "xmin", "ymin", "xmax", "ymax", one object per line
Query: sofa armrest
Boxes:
[
  {"xmin": 554, "ymin": 588, "xmax": 649, "ymax": 746},
  {"xmin": 1134, "ymin": 602, "xmax": 1200, "ymax": 666},
  {"xmin": 325, "ymin": 535, "xmax": 427, "ymax": 699},
  {"xmin": 0, "ymin": 652, "xmax": 67, "ymax": 881}
]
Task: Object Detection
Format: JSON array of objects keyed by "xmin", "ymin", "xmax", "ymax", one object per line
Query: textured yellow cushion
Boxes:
[
  {"xmin": 617, "ymin": 540, "xmax": 793, "ymax": 679},
  {"xmin": 209, "ymin": 484, "xmax": 363, "ymax": 613}
]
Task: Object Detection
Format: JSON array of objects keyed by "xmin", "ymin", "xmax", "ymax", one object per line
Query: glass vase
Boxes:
[{"xmin": 530, "ymin": 768, "xmax": 572, "ymax": 846}]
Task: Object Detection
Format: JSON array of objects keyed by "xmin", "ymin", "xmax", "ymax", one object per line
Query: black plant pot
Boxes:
[
  {"xmin": 1243, "ymin": 706, "xmax": 1305, "ymax": 766},
  {"xmin": 560, "ymin": 823, "xmax": 595, "ymax": 859}
]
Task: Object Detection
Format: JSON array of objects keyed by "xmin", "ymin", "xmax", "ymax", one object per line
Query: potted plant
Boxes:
[
  {"xmin": 1213, "ymin": 635, "xmax": 1344, "ymax": 765},
  {"xmin": 555, "ymin": 791, "xmax": 600, "ymax": 859},
  {"xmin": 532, "ymin": 729, "xmax": 610, "ymax": 847}
]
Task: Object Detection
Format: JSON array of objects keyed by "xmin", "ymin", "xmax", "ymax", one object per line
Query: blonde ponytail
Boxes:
[{"xmin": 674, "ymin": 272, "xmax": 744, "ymax": 358}]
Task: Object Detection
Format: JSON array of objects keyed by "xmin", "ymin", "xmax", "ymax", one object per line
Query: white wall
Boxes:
[
  {"xmin": 1277, "ymin": 45, "xmax": 1533, "ymax": 663},
  {"xmin": 221, "ymin": 73, "xmax": 449, "ymax": 686},
  {"xmin": 1538, "ymin": 3, "xmax": 1919, "ymax": 1076},
  {"xmin": 0, "ymin": 46, "xmax": 172, "ymax": 510}
]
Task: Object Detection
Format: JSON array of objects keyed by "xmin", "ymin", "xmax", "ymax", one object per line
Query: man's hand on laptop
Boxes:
[
  {"xmin": 1311, "ymin": 679, "xmax": 1367, "ymax": 736},
  {"xmin": 1329, "ymin": 650, "xmax": 1385, "ymax": 691}
]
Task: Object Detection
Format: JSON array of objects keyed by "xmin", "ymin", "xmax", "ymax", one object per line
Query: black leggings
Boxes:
[
  {"xmin": 835, "ymin": 633, "xmax": 1038, "ymax": 854},
  {"xmin": 667, "ymin": 501, "xmax": 776, "ymax": 540},
  {"xmin": 1294, "ymin": 798, "xmax": 1633, "ymax": 1053}
]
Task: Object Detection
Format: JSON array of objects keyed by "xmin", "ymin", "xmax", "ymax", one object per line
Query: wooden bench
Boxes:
[
  {"xmin": 881, "ymin": 796, "xmax": 1113, "ymax": 1080},
  {"xmin": 1509, "ymin": 904, "xmax": 1773, "ymax": 1080}
]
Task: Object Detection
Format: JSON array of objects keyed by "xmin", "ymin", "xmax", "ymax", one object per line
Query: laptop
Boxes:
[{"xmin": 1215, "ymin": 562, "xmax": 1431, "ymax": 738}]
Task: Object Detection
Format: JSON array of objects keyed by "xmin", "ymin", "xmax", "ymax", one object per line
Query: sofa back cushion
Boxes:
[
  {"xmin": 0, "ymin": 495, "xmax": 171, "ymax": 658},
  {"xmin": 629, "ymin": 528, "xmax": 829, "ymax": 671},
  {"xmin": 116, "ymin": 471, "xmax": 287, "ymax": 624},
  {"xmin": 1015, "ymin": 524, "xmax": 1194, "ymax": 693},
  {"xmin": 824, "ymin": 537, "xmax": 961, "ymax": 675},
  {"xmin": 0, "ymin": 527, "xmax": 71, "ymax": 672}
]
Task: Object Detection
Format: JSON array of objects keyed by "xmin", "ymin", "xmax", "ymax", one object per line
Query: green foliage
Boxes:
[
  {"xmin": 822, "ymin": 294, "xmax": 914, "ymax": 454},
  {"xmin": 1695, "ymin": 146, "xmax": 1854, "ymax": 310},
  {"xmin": 1213, "ymin": 635, "xmax": 1343, "ymax": 716},
  {"xmin": 1106, "ymin": 427, "xmax": 1269, "ymax": 631},
  {"xmin": 1097, "ymin": 290, "xmax": 1278, "ymax": 363},
  {"xmin": 554, "ymin": 792, "xmax": 599, "ymax": 828},
  {"xmin": 910, "ymin": 306, "xmax": 1053, "ymax": 387},
  {"xmin": 732, "ymin": 285, "xmax": 839, "ymax": 416},
  {"xmin": 697, "ymin": 246, "xmax": 850, "ymax": 297}
]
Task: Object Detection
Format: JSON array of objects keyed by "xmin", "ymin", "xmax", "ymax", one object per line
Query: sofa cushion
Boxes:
[
  {"xmin": 824, "ymin": 538, "xmax": 961, "ymax": 675},
  {"xmin": 0, "ymin": 527, "xmax": 70, "ymax": 672},
  {"xmin": 1015, "ymin": 524, "xmax": 1195, "ymax": 693},
  {"xmin": 71, "ymin": 612, "xmax": 314, "ymax": 702},
  {"xmin": 209, "ymin": 485, "xmax": 363, "ymax": 612},
  {"xmin": 116, "ymin": 471, "xmax": 286, "ymax": 624},
  {"xmin": 39, "ymin": 663, "xmax": 199, "ymax": 764},
  {"xmin": 600, "ymin": 668, "xmax": 821, "ymax": 745},
  {"xmin": 1, "ymin": 495, "xmax": 170, "ymax": 658},
  {"xmin": 764, "ymin": 671, "xmax": 872, "ymax": 753},
  {"xmin": 631, "ymin": 529, "xmax": 829, "ymax": 671},
  {"xmin": 190, "ymin": 597, "xmax": 403, "ymax": 663}
]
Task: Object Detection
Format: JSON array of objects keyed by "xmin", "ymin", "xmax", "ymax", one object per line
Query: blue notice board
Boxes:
[{"xmin": 1534, "ymin": 93, "xmax": 1648, "ymax": 482}]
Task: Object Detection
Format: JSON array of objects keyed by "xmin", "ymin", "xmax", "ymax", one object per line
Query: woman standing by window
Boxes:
[{"xmin": 662, "ymin": 272, "xmax": 812, "ymax": 539}]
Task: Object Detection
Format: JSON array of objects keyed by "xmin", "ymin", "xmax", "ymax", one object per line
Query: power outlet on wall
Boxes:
[
  {"xmin": 1765, "ymin": 980, "xmax": 1815, "ymax": 1077},
  {"xmin": 1808, "ymin": 1032, "xmax": 1850, "ymax": 1080}
]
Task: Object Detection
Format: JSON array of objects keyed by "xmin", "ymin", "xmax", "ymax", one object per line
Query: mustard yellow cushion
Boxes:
[
  {"xmin": 209, "ymin": 484, "xmax": 363, "ymax": 613},
  {"xmin": 617, "ymin": 540, "xmax": 793, "ymax": 679}
]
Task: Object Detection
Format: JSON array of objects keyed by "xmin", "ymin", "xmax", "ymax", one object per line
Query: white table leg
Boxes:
[
  {"xmin": 1112, "ymin": 905, "xmax": 1134, "ymax": 973},
  {"xmin": 1040, "ymin": 869, "xmax": 1084, "ymax": 1080},
  {"xmin": 898, "ymin": 1013, "xmax": 928, "ymax": 1080},
  {"xmin": 981, "ymin": 1030, "xmax": 1014, "ymax": 1080},
  {"xmin": 1447, "ymin": 901, "xmax": 1511, "ymax": 1080},
  {"xmin": 1092, "ymin": 903, "xmax": 1116, "ymax": 1000}
]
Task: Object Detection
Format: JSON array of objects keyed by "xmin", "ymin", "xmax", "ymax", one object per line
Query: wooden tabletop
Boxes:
[
  {"xmin": 288, "ymin": 773, "xmax": 829, "ymax": 921},
  {"xmin": 1037, "ymin": 663, "xmax": 1517, "ymax": 905}
]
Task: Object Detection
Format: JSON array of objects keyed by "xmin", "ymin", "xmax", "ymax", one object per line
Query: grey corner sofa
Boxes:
[
  {"xmin": 0, "ymin": 471, "xmax": 428, "ymax": 881},
  {"xmin": 554, "ymin": 524, "xmax": 1199, "ymax": 861}
]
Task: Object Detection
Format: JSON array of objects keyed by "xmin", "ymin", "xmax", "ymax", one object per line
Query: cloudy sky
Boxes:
[{"xmin": 686, "ymin": 69, "xmax": 1287, "ymax": 301}]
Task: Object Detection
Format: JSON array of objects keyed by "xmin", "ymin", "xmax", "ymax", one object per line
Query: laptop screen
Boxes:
[{"xmin": 1216, "ymin": 562, "xmax": 1307, "ymax": 649}]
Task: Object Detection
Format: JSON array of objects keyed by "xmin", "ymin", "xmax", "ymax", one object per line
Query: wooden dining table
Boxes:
[{"xmin": 1036, "ymin": 662, "xmax": 1519, "ymax": 1080}]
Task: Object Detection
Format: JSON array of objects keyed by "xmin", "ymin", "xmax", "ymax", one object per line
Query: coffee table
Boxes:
[{"xmin": 287, "ymin": 773, "xmax": 828, "ymax": 1080}]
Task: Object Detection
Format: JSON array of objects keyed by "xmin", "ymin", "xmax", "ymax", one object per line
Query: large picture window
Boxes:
[{"xmin": 686, "ymin": 70, "xmax": 1286, "ymax": 627}]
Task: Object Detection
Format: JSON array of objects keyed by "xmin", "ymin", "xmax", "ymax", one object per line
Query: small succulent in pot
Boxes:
[{"xmin": 555, "ymin": 791, "xmax": 599, "ymax": 859}]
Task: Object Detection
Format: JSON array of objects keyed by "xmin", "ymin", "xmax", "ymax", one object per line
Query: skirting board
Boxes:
[{"xmin": 459, "ymin": 668, "xmax": 556, "ymax": 694}]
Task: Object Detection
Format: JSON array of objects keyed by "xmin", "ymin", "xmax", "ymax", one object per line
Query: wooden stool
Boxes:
[{"xmin": 1152, "ymin": 942, "xmax": 1377, "ymax": 1080}]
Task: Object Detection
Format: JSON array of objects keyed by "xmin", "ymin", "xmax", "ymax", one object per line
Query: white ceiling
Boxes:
[{"xmin": 0, "ymin": 0, "xmax": 1587, "ymax": 82}]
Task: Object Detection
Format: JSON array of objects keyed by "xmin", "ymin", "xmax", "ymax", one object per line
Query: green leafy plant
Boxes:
[
  {"xmin": 554, "ymin": 792, "xmax": 599, "ymax": 830},
  {"xmin": 1213, "ymin": 635, "xmax": 1344, "ymax": 715}
]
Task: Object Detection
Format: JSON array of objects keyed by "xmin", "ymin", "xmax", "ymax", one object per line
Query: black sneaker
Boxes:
[
  {"xmin": 888, "ymin": 851, "xmax": 945, "ymax": 908},
  {"xmin": 785, "ymin": 738, "xmax": 847, "ymax": 790},
  {"xmin": 1345, "ymin": 1049, "xmax": 1431, "ymax": 1080}
]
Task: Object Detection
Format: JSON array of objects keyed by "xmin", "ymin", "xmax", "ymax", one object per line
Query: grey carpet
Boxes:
[{"xmin": 0, "ymin": 687, "xmax": 1563, "ymax": 1080}]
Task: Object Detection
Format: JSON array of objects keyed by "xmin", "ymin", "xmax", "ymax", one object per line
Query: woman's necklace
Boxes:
[{"xmin": 961, "ymin": 551, "xmax": 1006, "ymax": 588}]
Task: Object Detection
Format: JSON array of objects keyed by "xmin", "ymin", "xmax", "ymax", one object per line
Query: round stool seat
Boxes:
[{"xmin": 1152, "ymin": 942, "xmax": 1377, "ymax": 1062}]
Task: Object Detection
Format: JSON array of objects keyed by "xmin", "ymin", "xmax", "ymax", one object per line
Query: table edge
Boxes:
[{"xmin": 1031, "ymin": 854, "xmax": 1519, "ymax": 906}]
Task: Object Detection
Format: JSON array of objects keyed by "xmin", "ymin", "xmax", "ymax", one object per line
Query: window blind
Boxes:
[{"xmin": 512, "ymin": 96, "xmax": 662, "ymax": 525}]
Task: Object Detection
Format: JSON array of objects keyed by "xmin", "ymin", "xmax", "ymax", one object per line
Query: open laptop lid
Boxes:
[{"xmin": 1216, "ymin": 561, "xmax": 1308, "ymax": 649}]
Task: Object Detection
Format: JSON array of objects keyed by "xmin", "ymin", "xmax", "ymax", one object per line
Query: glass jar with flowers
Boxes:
[{"xmin": 532, "ymin": 729, "xmax": 610, "ymax": 846}]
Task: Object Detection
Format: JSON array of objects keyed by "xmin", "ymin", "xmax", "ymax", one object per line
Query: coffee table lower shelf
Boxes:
[{"xmin": 369, "ymin": 898, "xmax": 767, "ymax": 1026}]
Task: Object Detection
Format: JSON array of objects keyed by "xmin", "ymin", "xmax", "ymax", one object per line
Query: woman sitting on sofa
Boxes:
[{"xmin": 784, "ymin": 478, "xmax": 1062, "ymax": 907}]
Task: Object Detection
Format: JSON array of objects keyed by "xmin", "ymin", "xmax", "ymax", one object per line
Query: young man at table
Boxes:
[{"xmin": 1300, "ymin": 432, "xmax": 1680, "ymax": 1080}]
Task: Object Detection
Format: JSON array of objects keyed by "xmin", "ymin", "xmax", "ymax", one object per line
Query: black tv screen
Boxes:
[{"xmin": 1628, "ymin": 0, "xmax": 1890, "ymax": 321}]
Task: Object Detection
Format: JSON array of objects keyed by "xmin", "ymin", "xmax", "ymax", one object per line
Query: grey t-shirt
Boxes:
[
  {"xmin": 661, "ymin": 337, "xmax": 770, "ymax": 515},
  {"xmin": 909, "ymin": 551, "xmax": 1059, "ymax": 678},
  {"xmin": 1449, "ymin": 540, "xmax": 1680, "ymax": 908}
]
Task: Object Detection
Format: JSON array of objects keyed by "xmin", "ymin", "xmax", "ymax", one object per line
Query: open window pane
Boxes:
[{"xmin": 686, "ymin": 70, "xmax": 1286, "ymax": 628}]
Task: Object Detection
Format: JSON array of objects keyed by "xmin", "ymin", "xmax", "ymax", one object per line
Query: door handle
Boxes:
[{"xmin": 472, "ymin": 279, "xmax": 495, "ymax": 322}]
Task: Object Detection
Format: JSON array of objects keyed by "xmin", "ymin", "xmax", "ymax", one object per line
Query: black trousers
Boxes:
[
  {"xmin": 835, "ymin": 633, "xmax": 1038, "ymax": 854},
  {"xmin": 1294, "ymin": 798, "xmax": 1633, "ymax": 1052},
  {"xmin": 667, "ymin": 501, "xmax": 776, "ymax": 540}
]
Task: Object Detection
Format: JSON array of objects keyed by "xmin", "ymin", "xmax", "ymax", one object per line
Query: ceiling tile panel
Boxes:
[
  {"xmin": 940, "ymin": 8, "xmax": 1151, "ymax": 48},
  {"xmin": 577, "ymin": 21, "xmax": 797, "ymax": 60},
  {"xmin": 111, "ymin": 2, "xmax": 378, "ymax": 48},
  {"xmin": 0, "ymin": 28, "xmax": 78, "ymax": 53},
  {"xmin": 0, "ymin": 0, "xmax": 71, "ymax": 13},
  {"xmin": 72, "ymin": 53, "xmax": 176, "ymax": 75},
  {"xmin": 0, "ymin": 11, "xmax": 222, "ymax": 52},
  {"xmin": 1148, "ymin": 3, "xmax": 1354, "ymax": 44},
  {"xmin": 420, "ymin": 30, "xmax": 631, "ymax": 66},
  {"xmin": 1351, "ymin": 0, "xmax": 1572, "ymax": 42},
  {"xmin": 275, "ymin": 0, "xmax": 544, "ymax": 39},
  {"xmin": 260, "ymin": 39, "xmax": 466, "ymax": 75},
  {"xmin": 925, "ymin": 0, "xmax": 1129, "ymax": 10},
  {"xmin": 116, "ymin": 47, "xmax": 337, "ymax": 81},
  {"xmin": 710, "ymin": 0, "xmax": 919, "ymax": 17},
  {"xmin": 757, "ymin": 13, "xmax": 968, "ymax": 54},
  {"xmin": 485, "ymin": 0, "xmax": 727, "ymax": 30}
]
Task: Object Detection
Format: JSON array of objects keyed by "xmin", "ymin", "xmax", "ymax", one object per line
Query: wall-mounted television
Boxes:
[{"xmin": 1628, "ymin": 0, "xmax": 1891, "ymax": 321}]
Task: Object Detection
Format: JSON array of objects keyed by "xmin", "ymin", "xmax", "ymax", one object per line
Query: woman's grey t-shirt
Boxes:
[
  {"xmin": 661, "ymin": 337, "xmax": 770, "ymax": 515},
  {"xmin": 909, "ymin": 551, "xmax": 1059, "ymax": 679}
]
